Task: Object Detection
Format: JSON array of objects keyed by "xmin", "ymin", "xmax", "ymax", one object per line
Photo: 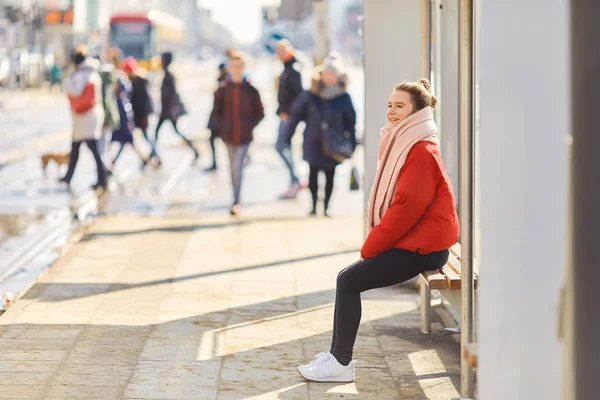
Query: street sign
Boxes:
[{"xmin": 263, "ymin": 32, "xmax": 286, "ymax": 54}]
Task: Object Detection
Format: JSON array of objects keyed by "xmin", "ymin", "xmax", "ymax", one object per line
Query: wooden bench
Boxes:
[{"xmin": 419, "ymin": 243, "xmax": 479, "ymax": 333}]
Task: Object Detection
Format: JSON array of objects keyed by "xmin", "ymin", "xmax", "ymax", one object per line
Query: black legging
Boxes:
[
  {"xmin": 330, "ymin": 249, "xmax": 449, "ymax": 366},
  {"xmin": 209, "ymin": 129, "xmax": 219, "ymax": 168},
  {"xmin": 139, "ymin": 126, "xmax": 160, "ymax": 160},
  {"xmin": 309, "ymin": 165, "xmax": 336, "ymax": 211},
  {"xmin": 112, "ymin": 143, "xmax": 148, "ymax": 166},
  {"xmin": 155, "ymin": 116, "xmax": 197, "ymax": 155},
  {"xmin": 62, "ymin": 139, "xmax": 107, "ymax": 187}
]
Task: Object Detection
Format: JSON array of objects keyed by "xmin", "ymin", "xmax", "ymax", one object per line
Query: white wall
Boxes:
[
  {"xmin": 363, "ymin": 0, "xmax": 422, "ymax": 217},
  {"xmin": 440, "ymin": 0, "xmax": 459, "ymax": 201},
  {"xmin": 478, "ymin": 0, "xmax": 569, "ymax": 398}
]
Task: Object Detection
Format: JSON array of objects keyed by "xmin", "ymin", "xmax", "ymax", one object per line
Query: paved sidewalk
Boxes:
[{"xmin": 0, "ymin": 211, "xmax": 460, "ymax": 399}]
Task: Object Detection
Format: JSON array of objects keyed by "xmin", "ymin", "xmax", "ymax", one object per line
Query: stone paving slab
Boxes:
[{"xmin": 0, "ymin": 211, "xmax": 461, "ymax": 399}]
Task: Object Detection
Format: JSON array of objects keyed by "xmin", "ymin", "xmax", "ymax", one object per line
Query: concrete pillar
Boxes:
[
  {"xmin": 363, "ymin": 0, "xmax": 422, "ymax": 219},
  {"xmin": 439, "ymin": 0, "xmax": 459, "ymax": 200},
  {"xmin": 478, "ymin": 0, "xmax": 569, "ymax": 399},
  {"xmin": 569, "ymin": 0, "xmax": 600, "ymax": 397}
]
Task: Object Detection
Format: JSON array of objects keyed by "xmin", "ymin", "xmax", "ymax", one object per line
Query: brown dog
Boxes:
[{"xmin": 40, "ymin": 152, "xmax": 70, "ymax": 174}]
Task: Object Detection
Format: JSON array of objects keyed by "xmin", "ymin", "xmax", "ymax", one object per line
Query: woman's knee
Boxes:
[{"xmin": 336, "ymin": 265, "xmax": 358, "ymax": 291}]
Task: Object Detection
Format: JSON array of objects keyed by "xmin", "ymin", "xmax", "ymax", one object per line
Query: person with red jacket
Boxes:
[
  {"xmin": 297, "ymin": 79, "xmax": 459, "ymax": 383},
  {"xmin": 211, "ymin": 52, "xmax": 264, "ymax": 215}
]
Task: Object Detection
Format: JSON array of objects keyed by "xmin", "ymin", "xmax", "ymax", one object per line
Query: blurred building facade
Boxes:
[
  {"xmin": 259, "ymin": 0, "xmax": 363, "ymax": 63},
  {"xmin": 196, "ymin": 7, "xmax": 234, "ymax": 56},
  {"xmin": 278, "ymin": 0, "xmax": 312, "ymax": 22}
]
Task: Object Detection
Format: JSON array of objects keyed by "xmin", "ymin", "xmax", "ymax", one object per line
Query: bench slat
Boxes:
[
  {"xmin": 450, "ymin": 243, "xmax": 461, "ymax": 259},
  {"xmin": 421, "ymin": 243, "xmax": 480, "ymax": 290},
  {"xmin": 441, "ymin": 265, "xmax": 461, "ymax": 289},
  {"xmin": 421, "ymin": 270, "xmax": 447, "ymax": 289},
  {"xmin": 446, "ymin": 253, "xmax": 462, "ymax": 275},
  {"xmin": 448, "ymin": 244, "xmax": 479, "ymax": 289}
]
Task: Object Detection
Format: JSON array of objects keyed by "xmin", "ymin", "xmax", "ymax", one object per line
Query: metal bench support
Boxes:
[{"xmin": 420, "ymin": 280, "xmax": 431, "ymax": 334}]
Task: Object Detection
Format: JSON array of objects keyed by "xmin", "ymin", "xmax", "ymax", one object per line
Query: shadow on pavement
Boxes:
[
  {"xmin": 1, "ymin": 287, "xmax": 460, "ymax": 399},
  {"xmin": 22, "ymin": 249, "xmax": 360, "ymax": 303}
]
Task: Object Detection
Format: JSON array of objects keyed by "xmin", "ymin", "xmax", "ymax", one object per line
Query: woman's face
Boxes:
[
  {"xmin": 321, "ymin": 69, "xmax": 339, "ymax": 86},
  {"xmin": 387, "ymin": 90, "xmax": 415, "ymax": 127}
]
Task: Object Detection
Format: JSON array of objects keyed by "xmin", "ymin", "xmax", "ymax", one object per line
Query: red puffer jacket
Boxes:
[{"xmin": 361, "ymin": 141, "xmax": 459, "ymax": 259}]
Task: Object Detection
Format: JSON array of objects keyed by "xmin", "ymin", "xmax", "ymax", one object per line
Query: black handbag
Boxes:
[
  {"xmin": 320, "ymin": 106, "xmax": 355, "ymax": 163},
  {"xmin": 171, "ymin": 97, "xmax": 188, "ymax": 119}
]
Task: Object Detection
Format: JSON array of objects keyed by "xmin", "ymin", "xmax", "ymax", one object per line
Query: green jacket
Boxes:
[{"xmin": 99, "ymin": 66, "xmax": 120, "ymax": 130}]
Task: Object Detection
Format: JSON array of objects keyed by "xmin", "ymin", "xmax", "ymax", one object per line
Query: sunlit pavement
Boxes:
[{"xmin": 0, "ymin": 58, "xmax": 461, "ymax": 399}]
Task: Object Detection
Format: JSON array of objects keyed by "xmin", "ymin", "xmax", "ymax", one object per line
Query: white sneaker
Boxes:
[
  {"xmin": 298, "ymin": 354, "xmax": 355, "ymax": 383},
  {"xmin": 298, "ymin": 352, "xmax": 331, "ymax": 371}
]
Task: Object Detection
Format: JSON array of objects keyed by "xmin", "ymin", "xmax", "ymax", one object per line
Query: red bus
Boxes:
[{"xmin": 109, "ymin": 10, "xmax": 185, "ymax": 70}]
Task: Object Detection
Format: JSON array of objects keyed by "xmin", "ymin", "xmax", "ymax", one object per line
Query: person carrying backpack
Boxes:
[{"xmin": 60, "ymin": 45, "xmax": 108, "ymax": 193}]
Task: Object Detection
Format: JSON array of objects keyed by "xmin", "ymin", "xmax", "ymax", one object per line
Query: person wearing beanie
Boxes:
[
  {"xmin": 155, "ymin": 51, "xmax": 199, "ymax": 160},
  {"xmin": 121, "ymin": 57, "xmax": 160, "ymax": 166},
  {"xmin": 284, "ymin": 56, "xmax": 357, "ymax": 217},
  {"xmin": 275, "ymin": 39, "xmax": 304, "ymax": 200},
  {"xmin": 60, "ymin": 45, "xmax": 108, "ymax": 193},
  {"xmin": 107, "ymin": 52, "xmax": 154, "ymax": 170}
]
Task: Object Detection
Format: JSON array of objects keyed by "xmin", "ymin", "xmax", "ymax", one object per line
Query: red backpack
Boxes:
[{"xmin": 68, "ymin": 82, "xmax": 96, "ymax": 114}]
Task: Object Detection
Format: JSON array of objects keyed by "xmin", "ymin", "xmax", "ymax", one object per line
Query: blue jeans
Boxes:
[
  {"xmin": 275, "ymin": 119, "xmax": 299, "ymax": 186},
  {"xmin": 226, "ymin": 143, "xmax": 250, "ymax": 205}
]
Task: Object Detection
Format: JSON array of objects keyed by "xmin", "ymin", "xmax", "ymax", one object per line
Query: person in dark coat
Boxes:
[
  {"xmin": 122, "ymin": 57, "xmax": 160, "ymax": 165},
  {"xmin": 275, "ymin": 40, "xmax": 304, "ymax": 199},
  {"xmin": 110, "ymin": 70, "xmax": 152, "ymax": 169},
  {"xmin": 286, "ymin": 59, "xmax": 357, "ymax": 217},
  {"xmin": 206, "ymin": 62, "xmax": 229, "ymax": 171},
  {"xmin": 155, "ymin": 52, "xmax": 199, "ymax": 160},
  {"xmin": 211, "ymin": 52, "xmax": 264, "ymax": 216}
]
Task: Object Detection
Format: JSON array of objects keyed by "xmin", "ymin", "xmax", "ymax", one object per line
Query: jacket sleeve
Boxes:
[
  {"xmin": 277, "ymin": 68, "xmax": 303, "ymax": 115},
  {"xmin": 285, "ymin": 91, "xmax": 309, "ymax": 140},
  {"xmin": 161, "ymin": 72, "xmax": 177, "ymax": 106},
  {"xmin": 211, "ymin": 87, "xmax": 224, "ymax": 129},
  {"xmin": 250, "ymin": 87, "xmax": 265, "ymax": 128},
  {"xmin": 284, "ymin": 70, "xmax": 303, "ymax": 115},
  {"xmin": 343, "ymin": 95, "xmax": 357, "ymax": 146},
  {"xmin": 361, "ymin": 147, "xmax": 438, "ymax": 259}
]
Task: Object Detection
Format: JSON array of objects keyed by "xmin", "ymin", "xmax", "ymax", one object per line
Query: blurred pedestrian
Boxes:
[
  {"xmin": 285, "ymin": 57, "xmax": 357, "ymax": 217},
  {"xmin": 110, "ymin": 62, "xmax": 152, "ymax": 170},
  {"xmin": 211, "ymin": 52, "xmax": 264, "ymax": 216},
  {"xmin": 60, "ymin": 45, "xmax": 108, "ymax": 193},
  {"xmin": 275, "ymin": 39, "xmax": 304, "ymax": 199},
  {"xmin": 205, "ymin": 62, "xmax": 229, "ymax": 172},
  {"xmin": 297, "ymin": 79, "xmax": 459, "ymax": 383},
  {"xmin": 49, "ymin": 60, "xmax": 62, "ymax": 93},
  {"xmin": 155, "ymin": 52, "xmax": 199, "ymax": 160},
  {"xmin": 97, "ymin": 60, "xmax": 121, "ymax": 166},
  {"xmin": 122, "ymin": 57, "xmax": 160, "ymax": 165}
]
